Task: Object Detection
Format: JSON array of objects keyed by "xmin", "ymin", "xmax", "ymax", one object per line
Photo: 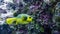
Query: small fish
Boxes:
[{"xmin": 6, "ymin": 14, "xmax": 33, "ymax": 25}]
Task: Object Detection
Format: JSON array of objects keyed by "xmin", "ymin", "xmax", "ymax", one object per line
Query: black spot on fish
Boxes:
[
  {"xmin": 13, "ymin": 21, "xmax": 16, "ymax": 24},
  {"xmin": 23, "ymin": 16, "xmax": 27, "ymax": 21}
]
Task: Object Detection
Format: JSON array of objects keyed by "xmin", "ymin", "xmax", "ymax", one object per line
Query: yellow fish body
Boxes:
[
  {"xmin": 6, "ymin": 14, "xmax": 33, "ymax": 25},
  {"xmin": 6, "ymin": 18, "xmax": 17, "ymax": 25}
]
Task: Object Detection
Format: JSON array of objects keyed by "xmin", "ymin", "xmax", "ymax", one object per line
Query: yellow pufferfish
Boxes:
[{"xmin": 6, "ymin": 14, "xmax": 33, "ymax": 25}]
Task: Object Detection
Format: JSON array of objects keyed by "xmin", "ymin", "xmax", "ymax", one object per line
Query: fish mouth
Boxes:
[{"xmin": 27, "ymin": 20, "xmax": 32, "ymax": 22}]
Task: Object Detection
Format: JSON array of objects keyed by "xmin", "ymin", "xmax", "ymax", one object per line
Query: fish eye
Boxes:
[{"xmin": 29, "ymin": 17, "xmax": 31, "ymax": 18}]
